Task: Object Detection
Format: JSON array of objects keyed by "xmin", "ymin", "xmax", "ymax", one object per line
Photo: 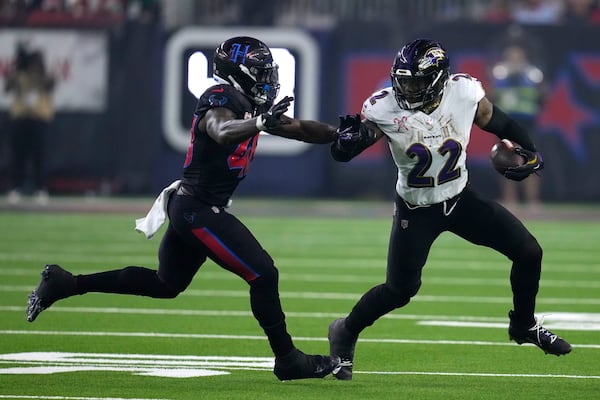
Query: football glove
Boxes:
[
  {"xmin": 335, "ymin": 114, "xmax": 367, "ymax": 152},
  {"xmin": 504, "ymin": 148, "xmax": 544, "ymax": 181},
  {"xmin": 256, "ymin": 96, "xmax": 293, "ymax": 131}
]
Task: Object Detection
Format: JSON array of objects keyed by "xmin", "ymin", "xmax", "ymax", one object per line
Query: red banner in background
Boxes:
[
  {"xmin": 454, "ymin": 56, "xmax": 497, "ymax": 163},
  {"xmin": 345, "ymin": 56, "xmax": 391, "ymax": 161}
]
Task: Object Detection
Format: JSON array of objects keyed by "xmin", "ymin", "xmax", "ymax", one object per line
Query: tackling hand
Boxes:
[
  {"xmin": 336, "ymin": 114, "xmax": 363, "ymax": 151},
  {"xmin": 256, "ymin": 96, "xmax": 294, "ymax": 131},
  {"xmin": 504, "ymin": 148, "xmax": 544, "ymax": 181}
]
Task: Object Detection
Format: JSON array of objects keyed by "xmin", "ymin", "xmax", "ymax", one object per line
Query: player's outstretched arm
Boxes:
[
  {"xmin": 204, "ymin": 107, "xmax": 262, "ymax": 145},
  {"xmin": 331, "ymin": 115, "xmax": 381, "ymax": 162},
  {"xmin": 264, "ymin": 97, "xmax": 338, "ymax": 144}
]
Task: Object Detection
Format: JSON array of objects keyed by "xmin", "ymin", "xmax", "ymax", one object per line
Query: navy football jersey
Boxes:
[{"xmin": 181, "ymin": 84, "xmax": 261, "ymax": 206}]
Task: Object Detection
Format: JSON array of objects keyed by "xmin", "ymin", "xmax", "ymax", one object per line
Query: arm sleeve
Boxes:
[{"xmin": 482, "ymin": 104, "xmax": 536, "ymax": 152}]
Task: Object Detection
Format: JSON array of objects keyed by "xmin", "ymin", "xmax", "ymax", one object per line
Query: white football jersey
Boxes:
[{"xmin": 361, "ymin": 73, "xmax": 485, "ymax": 206}]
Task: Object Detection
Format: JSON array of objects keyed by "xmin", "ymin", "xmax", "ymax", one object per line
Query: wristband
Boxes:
[{"xmin": 256, "ymin": 115, "xmax": 267, "ymax": 131}]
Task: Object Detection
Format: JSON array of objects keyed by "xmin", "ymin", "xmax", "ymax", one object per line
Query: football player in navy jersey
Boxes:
[
  {"xmin": 26, "ymin": 36, "xmax": 340, "ymax": 381},
  {"xmin": 327, "ymin": 39, "xmax": 571, "ymax": 380}
]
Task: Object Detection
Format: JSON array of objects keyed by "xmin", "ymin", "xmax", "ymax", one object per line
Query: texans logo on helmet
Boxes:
[{"xmin": 229, "ymin": 43, "xmax": 250, "ymax": 63}]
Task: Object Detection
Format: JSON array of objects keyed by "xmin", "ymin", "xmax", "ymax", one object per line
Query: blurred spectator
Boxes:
[
  {"xmin": 512, "ymin": 0, "xmax": 563, "ymax": 24},
  {"xmin": 563, "ymin": 0, "xmax": 600, "ymax": 24},
  {"xmin": 0, "ymin": 0, "xmax": 39, "ymax": 22},
  {"xmin": 4, "ymin": 43, "xmax": 55, "ymax": 205},
  {"xmin": 0, "ymin": 0, "xmax": 126, "ymax": 26},
  {"xmin": 482, "ymin": 0, "xmax": 513, "ymax": 23},
  {"xmin": 126, "ymin": 0, "xmax": 161, "ymax": 24},
  {"xmin": 489, "ymin": 36, "xmax": 545, "ymax": 212},
  {"xmin": 240, "ymin": 0, "xmax": 274, "ymax": 25}
]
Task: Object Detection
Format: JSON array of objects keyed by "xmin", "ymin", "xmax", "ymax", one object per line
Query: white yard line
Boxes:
[
  {"xmin": 1, "ymin": 330, "xmax": 599, "ymax": 349},
  {"xmin": 3, "ymin": 305, "xmax": 600, "ymax": 325},
  {"xmin": 0, "ymin": 396, "xmax": 169, "ymax": 400},
  {"xmin": 0, "ymin": 352, "xmax": 598, "ymax": 381},
  {"xmin": 354, "ymin": 371, "xmax": 600, "ymax": 379},
  {"xmin": 2, "ymin": 286, "xmax": 600, "ymax": 305},
  {"xmin": 5, "ymin": 269, "xmax": 600, "ymax": 289},
  {"xmin": 418, "ymin": 320, "xmax": 600, "ymax": 331}
]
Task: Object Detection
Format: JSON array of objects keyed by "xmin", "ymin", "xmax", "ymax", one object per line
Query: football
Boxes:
[{"xmin": 490, "ymin": 139, "xmax": 526, "ymax": 174}]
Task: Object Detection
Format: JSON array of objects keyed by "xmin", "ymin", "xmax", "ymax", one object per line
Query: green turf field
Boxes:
[{"xmin": 0, "ymin": 202, "xmax": 599, "ymax": 400}]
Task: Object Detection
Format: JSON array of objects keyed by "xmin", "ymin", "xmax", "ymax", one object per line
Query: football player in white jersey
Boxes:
[{"xmin": 327, "ymin": 39, "xmax": 571, "ymax": 380}]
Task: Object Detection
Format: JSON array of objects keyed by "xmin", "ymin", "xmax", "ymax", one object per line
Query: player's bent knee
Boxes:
[
  {"xmin": 160, "ymin": 286, "xmax": 182, "ymax": 299},
  {"xmin": 515, "ymin": 236, "xmax": 543, "ymax": 265},
  {"xmin": 250, "ymin": 266, "xmax": 278, "ymax": 286},
  {"xmin": 154, "ymin": 275, "xmax": 185, "ymax": 299},
  {"xmin": 384, "ymin": 282, "xmax": 419, "ymax": 308}
]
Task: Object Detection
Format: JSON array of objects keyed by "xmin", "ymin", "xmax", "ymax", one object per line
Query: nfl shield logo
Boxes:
[{"xmin": 401, "ymin": 219, "xmax": 409, "ymax": 229}]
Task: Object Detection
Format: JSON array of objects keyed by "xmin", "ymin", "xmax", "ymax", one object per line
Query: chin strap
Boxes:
[{"xmin": 420, "ymin": 96, "xmax": 442, "ymax": 114}]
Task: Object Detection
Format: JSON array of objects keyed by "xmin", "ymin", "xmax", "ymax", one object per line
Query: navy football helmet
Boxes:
[
  {"xmin": 391, "ymin": 39, "xmax": 450, "ymax": 111},
  {"xmin": 213, "ymin": 36, "xmax": 280, "ymax": 108}
]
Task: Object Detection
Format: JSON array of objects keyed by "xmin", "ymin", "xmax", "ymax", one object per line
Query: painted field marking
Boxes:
[
  {"xmin": 418, "ymin": 312, "xmax": 600, "ymax": 331},
  {"xmin": 1, "ymin": 330, "xmax": 599, "ymax": 349},
  {"xmin": 0, "ymin": 352, "xmax": 598, "ymax": 381},
  {"xmin": 3, "ymin": 260, "xmax": 600, "ymax": 275},
  {"xmin": 355, "ymin": 371, "xmax": 600, "ymax": 379},
  {"xmin": 0, "ymin": 396, "xmax": 168, "ymax": 400},
  {"xmin": 0, "ymin": 352, "xmax": 272, "ymax": 378},
  {"xmin": 0, "ymin": 299, "xmax": 600, "ymax": 322},
  {"xmin": 3, "ymin": 285, "xmax": 600, "ymax": 304},
  {"xmin": 4, "ymin": 266, "xmax": 600, "ymax": 287}
]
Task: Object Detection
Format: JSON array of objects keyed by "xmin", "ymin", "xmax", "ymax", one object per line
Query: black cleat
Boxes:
[
  {"xmin": 508, "ymin": 310, "xmax": 572, "ymax": 356},
  {"xmin": 273, "ymin": 348, "xmax": 340, "ymax": 381},
  {"xmin": 328, "ymin": 318, "xmax": 358, "ymax": 380},
  {"xmin": 26, "ymin": 264, "xmax": 76, "ymax": 322}
]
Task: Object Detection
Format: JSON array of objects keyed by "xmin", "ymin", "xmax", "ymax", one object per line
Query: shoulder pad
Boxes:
[{"xmin": 197, "ymin": 84, "xmax": 253, "ymax": 116}]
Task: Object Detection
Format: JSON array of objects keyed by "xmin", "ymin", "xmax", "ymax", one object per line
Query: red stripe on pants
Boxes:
[{"xmin": 192, "ymin": 227, "xmax": 259, "ymax": 282}]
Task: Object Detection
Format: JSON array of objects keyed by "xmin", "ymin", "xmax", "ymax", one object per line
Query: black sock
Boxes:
[
  {"xmin": 263, "ymin": 321, "xmax": 295, "ymax": 358},
  {"xmin": 249, "ymin": 278, "xmax": 295, "ymax": 358}
]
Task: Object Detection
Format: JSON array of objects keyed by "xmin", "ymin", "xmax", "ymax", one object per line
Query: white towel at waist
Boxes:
[{"xmin": 135, "ymin": 180, "xmax": 181, "ymax": 239}]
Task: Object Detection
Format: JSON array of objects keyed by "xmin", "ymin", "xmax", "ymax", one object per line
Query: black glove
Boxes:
[
  {"xmin": 504, "ymin": 148, "xmax": 544, "ymax": 181},
  {"xmin": 256, "ymin": 96, "xmax": 294, "ymax": 131},
  {"xmin": 335, "ymin": 114, "xmax": 364, "ymax": 152}
]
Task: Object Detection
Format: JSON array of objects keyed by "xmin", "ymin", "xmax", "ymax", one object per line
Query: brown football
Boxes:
[{"xmin": 490, "ymin": 139, "xmax": 526, "ymax": 174}]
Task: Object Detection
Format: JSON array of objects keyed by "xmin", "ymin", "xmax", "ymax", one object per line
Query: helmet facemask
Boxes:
[
  {"xmin": 392, "ymin": 69, "xmax": 447, "ymax": 111},
  {"xmin": 243, "ymin": 63, "xmax": 280, "ymax": 107}
]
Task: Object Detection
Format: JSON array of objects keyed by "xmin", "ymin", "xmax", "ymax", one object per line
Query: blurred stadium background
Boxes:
[{"xmin": 0, "ymin": 0, "xmax": 599, "ymax": 206}]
